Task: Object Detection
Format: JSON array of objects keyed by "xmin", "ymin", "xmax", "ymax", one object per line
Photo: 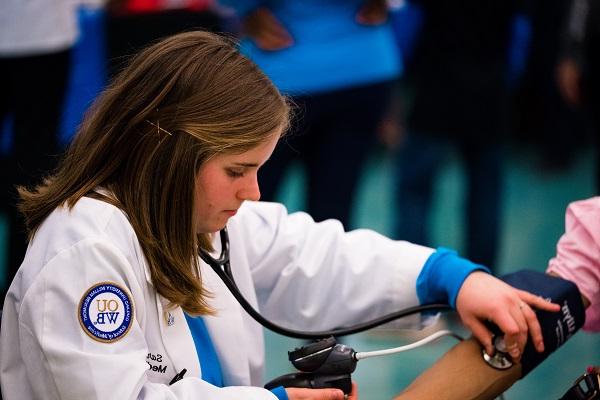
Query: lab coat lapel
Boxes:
[
  {"xmin": 140, "ymin": 249, "xmax": 200, "ymax": 381},
  {"xmin": 155, "ymin": 295, "xmax": 201, "ymax": 381},
  {"xmin": 202, "ymin": 262, "xmax": 251, "ymax": 386}
]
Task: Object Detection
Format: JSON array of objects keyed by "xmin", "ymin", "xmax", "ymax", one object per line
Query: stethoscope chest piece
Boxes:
[{"xmin": 482, "ymin": 335, "xmax": 513, "ymax": 370}]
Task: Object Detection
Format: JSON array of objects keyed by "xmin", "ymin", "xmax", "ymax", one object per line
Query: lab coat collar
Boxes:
[
  {"xmin": 151, "ymin": 232, "xmax": 251, "ymax": 386},
  {"xmin": 155, "ymin": 295, "xmax": 202, "ymax": 381},
  {"xmin": 201, "ymin": 259, "xmax": 252, "ymax": 386}
]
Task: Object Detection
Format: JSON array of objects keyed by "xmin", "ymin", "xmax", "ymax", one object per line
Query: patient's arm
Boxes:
[
  {"xmin": 394, "ymin": 337, "xmax": 522, "ymax": 400},
  {"xmin": 394, "ymin": 277, "xmax": 590, "ymax": 400}
]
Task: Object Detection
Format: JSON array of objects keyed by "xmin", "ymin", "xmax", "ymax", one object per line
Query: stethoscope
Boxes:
[
  {"xmin": 199, "ymin": 228, "xmax": 453, "ymax": 340},
  {"xmin": 199, "ymin": 228, "xmax": 510, "ymax": 400}
]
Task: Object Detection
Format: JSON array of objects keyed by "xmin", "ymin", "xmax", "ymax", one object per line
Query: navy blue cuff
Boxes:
[
  {"xmin": 416, "ymin": 248, "xmax": 490, "ymax": 308},
  {"xmin": 271, "ymin": 385, "xmax": 289, "ymax": 400}
]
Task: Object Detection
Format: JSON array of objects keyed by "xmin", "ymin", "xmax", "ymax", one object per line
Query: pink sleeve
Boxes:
[{"xmin": 547, "ymin": 197, "xmax": 600, "ymax": 332}]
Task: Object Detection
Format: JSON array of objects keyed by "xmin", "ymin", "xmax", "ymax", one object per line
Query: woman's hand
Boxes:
[
  {"xmin": 455, "ymin": 271, "xmax": 560, "ymax": 361},
  {"xmin": 286, "ymin": 382, "xmax": 358, "ymax": 400}
]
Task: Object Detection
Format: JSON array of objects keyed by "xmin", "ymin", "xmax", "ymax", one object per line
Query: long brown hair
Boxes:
[{"xmin": 18, "ymin": 31, "xmax": 290, "ymax": 315}]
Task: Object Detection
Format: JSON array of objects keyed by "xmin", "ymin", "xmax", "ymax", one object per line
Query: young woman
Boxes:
[{"xmin": 0, "ymin": 31, "xmax": 558, "ymax": 400}]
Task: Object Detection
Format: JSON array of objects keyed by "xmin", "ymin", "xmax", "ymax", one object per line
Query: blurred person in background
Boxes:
[
  {"xmin": 105, "ymin": 0, "xmax": 223, "ymax": 77},
  {"xmin": 222, "ymin": 0, "xmax": 401, "ymax": 228},
  {"xmin": 512, "ymin": 0, "xmax": 585, "ymax": 172},
  {"xmin": 393, "ymin": 0, "xmax": 528, "ymax": 272},
  {"xmin": 556, "ymin": 0, "xmax": 600, "ymax": 192},
  {"xmin": 0, "ymin": 0, "xmax": 104, "ymax": 306}
]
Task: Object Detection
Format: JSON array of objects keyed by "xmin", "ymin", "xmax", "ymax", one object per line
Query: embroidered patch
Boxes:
[{"xmin": 78, "ymin": 282, "xmax": 134, "ymax": 343}]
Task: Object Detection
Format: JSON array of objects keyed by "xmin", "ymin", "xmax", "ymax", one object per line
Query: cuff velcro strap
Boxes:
[{"xmin": 499, "ymin": 270, "xmax": 586, "ymax": 377}]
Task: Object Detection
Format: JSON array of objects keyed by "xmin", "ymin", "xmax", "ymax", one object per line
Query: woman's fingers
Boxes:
[
  {"xmin": 488, "ymin": 307, "xmax": 522, "ymax": 359},
  {"xmin": 456, "ymin": 272, "xmax": 562, "ymax": 361},
  {"xmin": 519, "ymin": 301, "xmax": 545, "ymax": 352},
  {"xmin": 464, "ymin": 317, "xmax": 494, "ymax": 356},
  {"xmin": 518, "ymin": 289, "xmax": 561, "ymax": 312},
  {"xmin": 348, "ymin": 382, "xmax": 359, "ymax": 400},
  {"xmin": 518, "ymin": 289, "xmax": 560, "ymax": 352},
  {"xmin": 286, "ymin": 387, "xmax": 346, "ymax": 400},
  {"xmin": 489, "ymin": 293, "xmax": 559, "ymax": 359},
  {"xmin": 510, "ymin": 301, "xmax": 532, "ymax": 360}
]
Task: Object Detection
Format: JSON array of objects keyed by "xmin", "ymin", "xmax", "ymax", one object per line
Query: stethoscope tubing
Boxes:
[{"xmin": 200, "ymin": 228, "xmax": 453, "ymax": 340}]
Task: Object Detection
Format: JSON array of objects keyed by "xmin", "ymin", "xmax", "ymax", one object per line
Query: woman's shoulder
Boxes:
[
  {"xmin": 48, "ymin": 196, "xmax": 131, "ymax": 234},
  {"xmin": 235, "ymin": 200, "xmax": 287, "ymax": 219},
  {"xmin": 228, "ymin": 200, "xmax": 347, "ymax": 247},
  {"xmin": 31, "ymin": 196, "xmax": 138, "ymax": 263},
  {"xmin": 231, "ymin": 200, "xmax": 315, "ymax": 231},
  {"xmin": 9, "ymin": 197, "xmax": 146, "ymax": 303}
]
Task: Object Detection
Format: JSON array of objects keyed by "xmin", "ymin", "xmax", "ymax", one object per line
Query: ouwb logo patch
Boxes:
[{"xmin": 78, "ymin": 282, "xmax": 134, "ymax": 343}]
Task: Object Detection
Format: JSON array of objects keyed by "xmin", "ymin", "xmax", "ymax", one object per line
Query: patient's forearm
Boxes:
[
  {"xmin": 394, "ymin": 338, "xmax": 522, "ymax": 400},
  {"xmin": 394, "ymin": 289, "xmax": 588, "ymax": 400},
  {"xmin": 395, "ymin": 271, "xmax": 590, "ymax": 400}
]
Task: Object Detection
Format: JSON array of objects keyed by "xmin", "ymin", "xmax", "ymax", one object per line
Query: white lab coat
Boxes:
[{"xmin": 0, "ymin": 197, "xmax": 434, "ymax": 399}]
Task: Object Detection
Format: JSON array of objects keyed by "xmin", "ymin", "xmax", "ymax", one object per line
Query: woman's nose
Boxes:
[{"xmin": 238, "ymin": 175, "xmax": 261, "ymax": 201}]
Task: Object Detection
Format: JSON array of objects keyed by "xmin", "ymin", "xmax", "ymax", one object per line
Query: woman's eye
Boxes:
[{"xmin": 226, "ymin": 169, "xmax": 244, "ymax": 178}]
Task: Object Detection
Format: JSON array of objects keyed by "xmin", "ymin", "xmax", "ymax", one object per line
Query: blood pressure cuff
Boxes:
[{"xmin": 500, "ymin": 270, "xmax": 586, "ymax": 378}]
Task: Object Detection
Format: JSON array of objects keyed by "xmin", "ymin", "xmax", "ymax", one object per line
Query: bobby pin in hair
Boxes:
[{"xmin": 145, "ymin": 120, "xmax": 174, "ymax": 137}]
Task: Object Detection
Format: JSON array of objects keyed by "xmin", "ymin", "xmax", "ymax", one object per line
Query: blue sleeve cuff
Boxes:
[
  {"xmin": 271, "ymin": 385, "xmax": 289, "ymax": 400},
  {"xmin": 416, "ymin": 248, "xmax": 490, "ymax": 308}
]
